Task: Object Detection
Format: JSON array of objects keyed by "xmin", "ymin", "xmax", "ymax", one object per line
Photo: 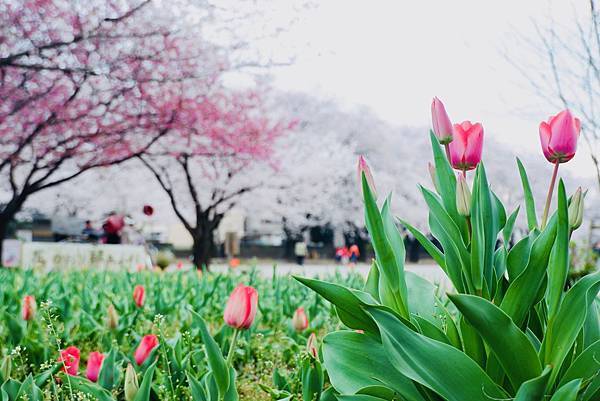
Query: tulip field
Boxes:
[{"xmin": 0, "ymin": 267, "xmax": 365, "ymax": 401}]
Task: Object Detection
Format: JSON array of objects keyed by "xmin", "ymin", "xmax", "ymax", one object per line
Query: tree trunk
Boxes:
[
  {"xmin": 0, "ymin": 216, "xmax": 10, "ymax": 266},
  {"xmin": 192, "ymin": 229, "xmax": 216, "ymax": 270},
  {"xmin": 0, "ymin": 196, "xmax": 26, "ymax": 267}
]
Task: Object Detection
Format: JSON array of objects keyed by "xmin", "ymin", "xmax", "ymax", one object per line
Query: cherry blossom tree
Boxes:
[
  {"xmin": 0, "ymin": 0, "xmax": 215, "ymax": 261},
  {"xmin": 137, "ymin": 89, "xmax": 291, "ymax": 269}
]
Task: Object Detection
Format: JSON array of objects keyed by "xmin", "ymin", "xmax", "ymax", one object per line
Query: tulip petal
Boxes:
[
  {"xmin": 449, "ymin": 125, "xmax": 467, "ymax": 166},
  {"xmin": 463, "ymin": 123, "xmax": 484, "ymax": 169},
  {"xmin": 539, "ymin": 122, "xmax": 553, "ymax": 162},
  {"xmin": 548, "ymin": 110, "xmax": 578, "ymax": 161}
]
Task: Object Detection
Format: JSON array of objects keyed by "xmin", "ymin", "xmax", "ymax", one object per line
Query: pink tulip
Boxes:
[
  {"xmin": 133, "ymin": 285, "xmax": 145, "ymax": 308},
  {"xmin": 21, "ymin": 295, "xmax": 36, "ymax": 321},
  {"xmin": 448, "ymin": 121, "xmax": 484, "ymax": 171},
  {"xmin": 134, "ymin": 335, "xmax": 159, "ymax": 365},
  {"xmin": 431, "ymin": 97, "xmax": 454, "ymax": 144},
  {"xmin": 539, "ymin": 110, "xmax": 581, "ymax": 163},
  {"xmin": 357, "ymin": 155, "xmax": 377, "ymax": 199},
  {"xmin": 58, "ymin": 346, "xmax": 80, "ymax": 376},
  {"xmin": 223, "ymin": 284, "xmax": 259, "ymax": 330},
  {"xmin": 292, "ymin": 307, "xmax": 309, "ymax": 332},
  {"xmin": 86, "ymin": 351, "xmax": 104, "ymax": 382}
]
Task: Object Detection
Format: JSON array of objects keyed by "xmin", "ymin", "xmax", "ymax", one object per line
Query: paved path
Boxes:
[{"xmin": 208, "ymin": 261, "xmax": 452, "ymax": 289}]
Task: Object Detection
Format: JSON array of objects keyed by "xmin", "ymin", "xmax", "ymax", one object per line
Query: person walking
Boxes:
[
  {"xmin": 348, "ymin": 244, "xmax": 360, "ymax": 266},
  {"xmin": 294, "ymin": 240, "xmax": 308, "ymax": 266}
]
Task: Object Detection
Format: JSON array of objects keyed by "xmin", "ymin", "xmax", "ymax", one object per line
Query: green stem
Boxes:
[
  {"xmin": 541, "ymin": 161, "xmax": 560, "ymax": 230},
  {"xmin": 159, "ymin": 326, "xmax": 176, "ymax": 400},
  {"xmin": 466, "ymin": 216, "xmax": 472, "ymax": 240},
  {"xmin": 226, "ymin": 329, "xmax": 239, "ymax": 367}
]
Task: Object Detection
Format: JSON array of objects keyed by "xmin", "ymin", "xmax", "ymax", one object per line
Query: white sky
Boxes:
[{"xmin": 264, "ymin": 0, "xmax": 595, "ymax": 179}]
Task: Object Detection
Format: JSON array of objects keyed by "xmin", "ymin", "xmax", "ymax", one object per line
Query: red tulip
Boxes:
[
  {"xmin": 223, "ymin": 284, "xmax": 259, "ymax": 330},
  {"xmin": 431, "ymin": 97, "xmax": 454, "ymax": 144},
  {"xmin": 86, "ymin": 352, "xmax": 104, "ymax": 382},
  {"xmin": 448, "ymin": 121, "xmax": 484, "ymax": 171},
  {"xmin": 134, "ymin": 335, "xmax": 159, "ymax": 366},
  {"xmin": 357, "ymin": 155, "xmax": 377, "ymax": 199},
  {"xmin": 539, "ymin": 110, "xmax": 581, "ymax": 163},
  {"xmin": 21, "ymin": 295, "xmax": 36, "ymax": 321},
  {"xmin": 133, "ymin": 285, "xmax": 145, "ymax": 308},
  {"xmin": 142, "ymin": 205, "xmax": 154, "ymax": 216},
  {"xmin": 58, "ymin": 346, "xmax": 80, "ymax": 376},
  {"xmin": 292, "ymin": 307, "xmax": 309, "ymax": 332}
]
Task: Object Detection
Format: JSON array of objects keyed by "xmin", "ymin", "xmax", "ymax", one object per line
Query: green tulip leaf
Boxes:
[
  {"xmin": 366, "ymin": 306, "xmax": 507, "ymax": 401},
  {"xmin": 190, "ymin": 309, "xmax": 230, "ymax": 400},
  {"xmin": 133, "ymin": 359, "xmax": 157, "ymax": 401},
  {"xmin": 516, "ymin": 158, "xmax": 538, "ymax": 231},
  {"xmin": 322, "ymin": 331, "xmax": 425, "ymax": 401},
  {"xmin": 542, "ymin": 271, "xmax": 600, "ymax": 387},
  {"xmin": 449, "ymin": 294, "xmax": 542, "ymax": 389},
  {"xmin": 513, "ymin": 366, "xmax": 551, "ymax": 401},
  {"xmin": 546, "ymin": 180, "xmax": 570, "ymax": 318}
]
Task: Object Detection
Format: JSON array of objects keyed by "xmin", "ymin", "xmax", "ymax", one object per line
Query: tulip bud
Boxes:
[
  {"xmin": 0, "ymin": 355, "xmax": 11, "ymax": 380},
  {"xmin": 134, "ymin": 335, "xmax": 159, "ymax": 366},
  {"xmin": 357, "ymin": 156, "xmax": 377, "ymax": 200},
  {"xmin": 223, "ymin": 284, "xmax": 259, "ymax": 330},
  {"xmin": 306, "ymin": 333, "xmax": 319, "ymax": 361},
  {"xmin": 431, "ymin": 97, "xmax": 454, "ymax": 144},
  {"xmin": 292, "ymin": 307, "xmax": 309, "ymax": 332},
  {"xmin": 568, "ymin": 187, "xmax": 584, "ymax": 230},
  {"xmin": 21, "ymin": 295, "xmax": 36, "ymax": 321},
  {"xmin": 456, "ymin": 175, "xmax": 471, "ymax": 217},
  {"xmin": 86, "ymin": 351, "xmax": 104, "ymax": 382},
  {"xmin": 133, "ymin": 285, "xmax": 145, "ymax": 308},
  {"xmin": 428, "ymin": 162, "xmax": 440, "ymax": 193},
  {"xmin": 107, "ymin": 304, "xmax": 119, "ymax": 330},
  {"xmin": 124, "ymin": 364, "xmax": 139, "ymax": 401}
]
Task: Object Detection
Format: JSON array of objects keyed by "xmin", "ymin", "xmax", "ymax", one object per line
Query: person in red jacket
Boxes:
[{"xmin": 348, "ymin": 244, "xmax": 360, "ymax": 266}]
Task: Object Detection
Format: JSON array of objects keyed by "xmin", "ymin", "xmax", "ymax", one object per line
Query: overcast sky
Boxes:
[{"xmin": 261, "ymin": 0, "xmax": 594, "ymax": 179}]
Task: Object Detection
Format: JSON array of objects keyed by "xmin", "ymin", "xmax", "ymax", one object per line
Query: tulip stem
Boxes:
[
  {"xmin": 444, "ymin": 144, "xmax": 452, "ymax": 164},
  {"xmin": 541, "ymin": 160, "xmax": 560, "ymax": 230},
  {"xmin": 226, "ymin": 329, "xmax": 239, "ymax": 367},
  {"xmin": 466, "ymin": 216, "xmax": 472, "ymax": 239}
]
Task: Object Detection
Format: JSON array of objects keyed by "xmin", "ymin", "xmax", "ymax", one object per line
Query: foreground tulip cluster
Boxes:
[{"xmin": 299, "ymin": 100, "xmax": 593, "ymax": 401}]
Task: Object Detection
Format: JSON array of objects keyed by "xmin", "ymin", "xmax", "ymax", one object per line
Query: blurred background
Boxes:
[{"xmin": 1, "ymin": 0, "xmax": 598, "ymax": 270}]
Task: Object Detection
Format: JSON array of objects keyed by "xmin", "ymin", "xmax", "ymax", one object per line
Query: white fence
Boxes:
[{"xmin": 3, "ymin": 241, "xmax": 149, "ymax": 270}]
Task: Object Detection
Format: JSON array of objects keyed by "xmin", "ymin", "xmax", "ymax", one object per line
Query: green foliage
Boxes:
[
  {"xmin": 297, "ymin": 141, "xmax": 600, "ymax": 401},
  {"xmin": 0, "ymin": 268, "xmax": 364, "ymax": 400}
]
